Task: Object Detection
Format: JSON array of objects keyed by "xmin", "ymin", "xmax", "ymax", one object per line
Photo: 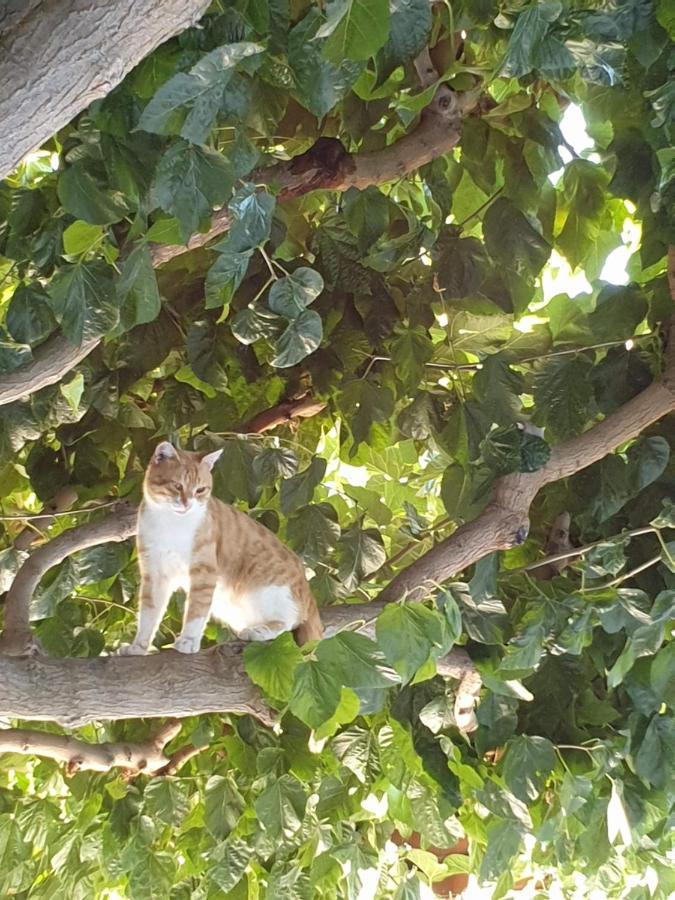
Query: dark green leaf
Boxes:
[
  {"xmin": 244, "ymin": 632, "xmax": 303, "ymax": 701},
  {"xmin": 287, "ymin": 503, "xmax": 341, "ymax": 563},
  {"xmin": 48, "ymin": 262, "xmax": 119, "ymax": 344},
  {"xmin": 116, "ymin": 243, "xmax": 161, "ymax": 328},
  {"xmin": 280, "ymin": 457, "xmax": 327, "ymax": 515},
  {"xmin": 479, "ymin": 820, "xmax": 523, "ymax": 882},
  {"xmin": 255, "ymin": 775, "xmax": 307, "ymax": 840},
  {"xmin": 320, "ymin": 0, "xmax": 390, "ymax": 62},
  {"xmin": 209, "ymin": 837, "xmax": 252, "ymax": 893},
  {"xmin": 143, "ymin": 780, "xmax": 189, "ymax": 827},
  {"xmin": 502, "ymin": 736, "xmax": 556, "ymax": 802},
  {"xmin": 483, "ymin": 197, "xmax": 550, "ymax": 277},
  {"xmin": 533, "ymin": 356, "xmax": 594, "ymax": 440},
  {"xmin": 337, "ymin": 525, "xmax": 386, "ymax": 590},
  {"xmin": 377, "ymin": 0, "xmax": 432, "ymax": 80},
  {"xmin": 6, "ymin": 284, "xmax": 56, "ymax": 345},
  {"xmin": 268, "ymin": 268, "xmax": 324, "ymax": 318},
  {"xmin": 390, "ymin": 326, "xmax": 434, "ymax": 390},
  {"xmin": 57, "ymin": 163, "xmax": 128, "ymax": 225},
  {"xmin": 271, "ymin": 309, "xmax": 323, "ymax": 367}
]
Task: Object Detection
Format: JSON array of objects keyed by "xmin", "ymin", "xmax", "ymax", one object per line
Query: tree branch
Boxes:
[
  {"xmin": 0, "ymin": 90, "xmax": 471, "ymax": 407},
  {"xmin": 242, "ymin": 392, "xmax": 327, "ymax": 433},
  {"xmin": 0, "ymin": 0, "xmax": 212, "ymax": 179},
  {"xmin": 0, "ymin": 719, "xmax": 186, "ymax": 776},
  {"xmin": 377, "ymin": 319, "xmax": 675, "ymax": 603}
]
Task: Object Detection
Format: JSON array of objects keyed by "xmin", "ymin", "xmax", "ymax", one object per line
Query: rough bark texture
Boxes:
[
  {"xmin": 0, "ymin": 0, "xmax": 211, "ymax": 179},
  {"xmin": 0, "ymin": 335, "xmax": 99, "ymax": 406}
]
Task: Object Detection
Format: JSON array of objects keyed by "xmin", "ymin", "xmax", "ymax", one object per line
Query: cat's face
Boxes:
[{"xmin": 144, "ymin": 442, "xmax": 223, "ymax": 515}]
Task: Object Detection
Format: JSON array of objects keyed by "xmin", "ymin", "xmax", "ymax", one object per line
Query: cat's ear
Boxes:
[
  {"xmin": 200, "ymin": 448, "xmax": 223, "ymax": 471},
  {"xmin": 153, "ymin": 441, "xmax": 177, "ymax": 464}
]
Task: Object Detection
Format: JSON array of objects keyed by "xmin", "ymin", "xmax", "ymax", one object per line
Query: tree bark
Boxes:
[
  {"xmin": 0, "ymin": 0, "xmax": 212, "ymax": 180},
  {"xmin": 0, "ymin": 719, "xmax": 187, "ymax": 775}
]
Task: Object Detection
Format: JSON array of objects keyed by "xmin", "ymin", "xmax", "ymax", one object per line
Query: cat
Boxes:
[{"xmin": 120, "ymin": 441, "xmax": 323, "ymax": 655}]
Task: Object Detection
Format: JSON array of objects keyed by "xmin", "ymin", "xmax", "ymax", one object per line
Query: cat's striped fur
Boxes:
[{"xmin": 120, "ymin": 441, "xmax": 323, "ymax": 655}]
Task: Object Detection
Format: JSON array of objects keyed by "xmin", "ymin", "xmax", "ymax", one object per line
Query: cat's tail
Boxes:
[{"xmin": 293, "ymin": 600, "xmax": 323, "ymax": 645}]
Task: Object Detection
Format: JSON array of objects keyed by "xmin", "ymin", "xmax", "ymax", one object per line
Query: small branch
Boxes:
[
  {"xmin": 581, "ymin": 554, "xmax": 662, "ymax": 592},
  {"xmin": 377, "ymin": 318, "xmax": 675, "ymax": 604},
  {"xmin": 242, "ymin": 392, "xmax": 327, "ymax": 433},
  {"xmin": 0, "ymin": 719, "xmax": 183, "ymax": 776},
  {"xmin": 0, "ymin": 334, "xmax": 99, "ymax": 407}
]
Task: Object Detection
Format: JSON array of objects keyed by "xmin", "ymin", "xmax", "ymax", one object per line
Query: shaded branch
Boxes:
[
  {"xmin": 0, "ymin": 89, "xmax": 471, "ymax": 407},
  {"xmin": 377, "ymin": 319, "xmax": 675, "ymax": 604},
  {"xmin": 0, "ymin": 719, "xmax": 184, "ymax": 776},
  {"xmin": 242, "ymin": 392, "xmax": 327, "ymax": 433}
]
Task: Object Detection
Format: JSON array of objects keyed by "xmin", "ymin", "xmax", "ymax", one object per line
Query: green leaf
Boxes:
[
  {"xmin": 342, "ymin": 379, "xmax": 395, "ymax": 446},
  {"xmin": 209, "ymin": 837, "xmax": 251, "ymax": 893},
  {"xmin": 143, "ymin": 779, "xmax": 189, "ymax": 826},
  {"xmin": 268, "ymin": 268, "xmax": 324, "ymax": 318},
  {"xmin": 390, "ymin": 326, "xmax": 434, "ymax": 390},
  {"xmin": 502, "ymin": 736, "xmax": 556, "ymax": 802},
  {"xmin": 204, "ymin": 775, "xmax": 245, "ymax": 840},
  {"xmin": 230, "ymin": 302, "xmax": 282, "ymax": 344},
  {"xmin": 472, "ymin": 353, "xmax": 523, "ymax": 426},
  {"xmin": 280, "ymin": 457, "xmax": 327, "ymax": 515},
  {"xmin": 226, "ymin": 185, "xmax": 276, "ymax": 252},
  {"xmin": 48, "ymin": 262, "xmax": 119, "ymax": 344},
  {"xmin": 0, "ymin": 337, "xmax": 31, "ymax": 374},
  {"xmin": 59, "ymin": 372, "xmax": 84, "ymax": 415},
  {"xmin": 252, "ymin": 447, "xmax": 299, "ymax": 482},
  {"xmin": 271, "ymin": 309, "xmax": 323, "ymax": 367},
  {"xmin": 483, "ymin": 197, "xmax": 550, "ymax": 277},
  {"xmin": 62, "ymin": 220, "xmax": 104, "ymax": 256},
  {"xmin": 627, "ymin": 436, "xmax": 670, "ymax": 492},
  {"xmin": 319, "ymin": 0, "xmax": 390, "ymax": 62},
  {"xmin": 500, "ymin": 1, "xmax": 562, "ymax": 77},
  {"xmin": 337, "ymin": 525, "xmax": 386, "ymax": 590},
  {"xmin": 377, "ymin": 0, "xmax": 432, "ymax": 80},
  {"xmin": 57, "ymin": 163, "xmax": 128, "ymax": 225},
  {"xmin": 138, "ymin": 42, "xmax": 262, "ymax": 143},
  {"xmin": 286, "ymin": 503, "xmax": 341, "ymax": 563},
  {"xmin": 376, "ymin": 604, "xmax": 453, "ymax": 684},
  {"xmin": 634, "ymin": 714, "xmax": 672, "ymax": 789},
  {"xmin": 150, "ymin": 140, "xmax": 234, "ymax": 241},
  {"xmin": 205, "ymin": 249, "xmax": 253, "ymax": 309},
  {"xmin": 6, "ymin": 284, "xmax": 56, "ymax": 345},
  {"xmin": 533, "ymin": 356, "xmax": 594, "ymax": 440},
  {"xmin": 116, "ymin": 243, "xmax": 161, "ymax": 328},
  {"xmin": 254, "ymin": 775, "xmax": 307, "ymax": 840},
  {"xmin": 479, "ymin": 820, "xmax": 523, "ymax": 882},
  {"xmin": 244, "ymin": 632, "xmax": 303, "ymax": 702}
]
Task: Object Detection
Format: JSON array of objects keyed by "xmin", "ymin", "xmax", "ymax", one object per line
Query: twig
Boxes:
[{"xmin": 581, "ymin": 554, "xmax": 663, "ymax": 592}]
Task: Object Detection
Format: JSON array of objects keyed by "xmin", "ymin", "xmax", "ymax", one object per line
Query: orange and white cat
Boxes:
[{"xmin": 120, "ymin": 441, "xmax": 323, "ymax": 655}]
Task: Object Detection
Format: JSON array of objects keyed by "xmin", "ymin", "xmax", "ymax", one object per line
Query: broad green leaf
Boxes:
[
  {"xmin": 268, "ymin": 268, "xmax": 324, "ymax": 318},
  {"xmin": 204, "ymin": 775, "xmax": 246, "ymax": 840},
  {"xmin": 231, "ymin": 302, "xmax": 282, "ymax": 344},
  {"xmin": 376, "ymin": 604, "xmax": 453, "ymax": 684},
  {"xmin": 226, "ymin": 184, "xmax": 276, "ymax": 252},
  {"xmin": 472, "ymin": 353, "xmax": 523, "ymax": 426},
  {"xmin": 205, "ymin": 249, "xmax": 253, "ymax": 309},
  {"xmin": 271, "ymin": 309, "xmax": 323, "ymax": 367},
  {"xmin": 6, "ymin": 284, "xmax": 55, "ymax": 345},
  {"xmin": 634, "ymin": 714, "xmax": 672, "ymax": 789},
  {"xmin": 376, "ymin": 0, "xmax": 432, "ymax": 80},
  {"xmin": 138, "ymin": 42, "xmax": 262, "ymax": 143},
  {"xmin": 150, "ymin": 140, "xmax": 234, "ymax": 241},
  {"xmin": 117, "ymin": 243, "xmax": 161, "ymax": 328},
  {"xmin": 479, "ymin": 820, "xmax": 523, "ymax": 882},
  {"xmin": 286, "ymin": 503, "xmax": 341, "ymax": 563},
  {"xmin": 502, "ymin": 736, "xmax": 556, "ymax": 802},
  {"xmin": 501, "ymin": 1, "xmax": 563, "ymax": 77},
  {"xmin": 254, "ymin": 775, "xmax": 307, "ymax": 840},
  {"xmin": 319, "ymin": 0, "xmax": 390, "ymax": 62},
  {"xmin": 58, "ymin": 163, "xmax": 128, "ymax": 225},
  {"xmin": 48, "ymin": 262, "xmax": 119, "ymax": 344},
  {"xmin": 59, "ymin": 372, "xmax": 84, "ymax": 414},
  {"xmin": 390, "ymin": 326, "xmax": 434, "ymax": 390},
  {"xmin": 62, "ymin": 220, "xmax": 104, "ymax": 256},
  {"xmin": 209, "ymin": 837, "xmax": 252, "ymax": 893},
  {"xmin": 483, "ymin": 197, "xmax": 550, "ymax": 277},
  {"xmin": 0, "ymin": 337, "xmax": 31, "ymax": 374},
  {"xmin": 252, "ymin": 447, "xmax": 299, "ymax": 482},
  {"xmin": 143, "ymin": 779, "xmax": 190, "ymax": 826},
  {"xmin": 337, "ymin": 525, "xmax": 386, "ymax": 589},
  {"xmin": 280, "ymin": 457, "xmax": 327, "ymax": 515},
  {"xmin": 533, "ymin": 356, "xmax": 595, "ymax": 440},
  {"xmin": 244, "ymin": 632, "xmax": 303, "ymax": 702}
]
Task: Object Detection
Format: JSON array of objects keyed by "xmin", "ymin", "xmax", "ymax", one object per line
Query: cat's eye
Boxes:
[{"xmin": 195, "ymin": 486, "xmax": 207, "ymax": 495}]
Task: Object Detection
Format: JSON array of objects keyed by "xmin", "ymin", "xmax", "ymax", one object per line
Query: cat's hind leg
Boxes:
[{"xmin": 238, "ymin": 620, "xmax": 287, "ymax": 642}]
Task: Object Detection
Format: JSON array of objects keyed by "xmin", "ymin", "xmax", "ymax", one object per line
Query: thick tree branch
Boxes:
[
  {"xmin": 0, "ymin": 0, "xmax": 212, "ymax": 179},
  {"xmin": 242, "ymin": 392, "xmax": 327, "ymax": 433},
  {"xmin": 0, "ymin": 502, "xmax": 137, "ymax": 655},
  {"xmin": 0, "ymin": 719, "xmax": 186, "ymax": 775},
  {"xmin": 0, "ymin": 90, "xmax": 470, "ymax": 407},
  {"xmin": 378, "ymin": 320, "xmax": 675, "ymax": 604}
]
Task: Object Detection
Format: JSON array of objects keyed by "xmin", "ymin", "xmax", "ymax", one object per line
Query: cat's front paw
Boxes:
[
  {"xmin": 116, "ymin": 641, "xmax": 149, "ymax": 656},
  {"xmin": 174, "ymin": 634, "xmax": 201, "ymax": 654}
]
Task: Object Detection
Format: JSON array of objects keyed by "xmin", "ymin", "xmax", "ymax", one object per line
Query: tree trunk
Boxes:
[{"xmin": 0, "ymin": 0, "xmax": 211, "ymax": 179}]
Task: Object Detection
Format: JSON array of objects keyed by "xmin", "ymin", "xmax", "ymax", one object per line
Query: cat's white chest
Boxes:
[{"xmin": 138, "ymin": 504, "xmax": 206, "ymax": 589}]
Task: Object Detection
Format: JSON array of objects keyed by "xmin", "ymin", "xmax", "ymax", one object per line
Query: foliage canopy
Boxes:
[{"xmin": 0, "ymin": 0, "xmax": 673, "ymax": 897}]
